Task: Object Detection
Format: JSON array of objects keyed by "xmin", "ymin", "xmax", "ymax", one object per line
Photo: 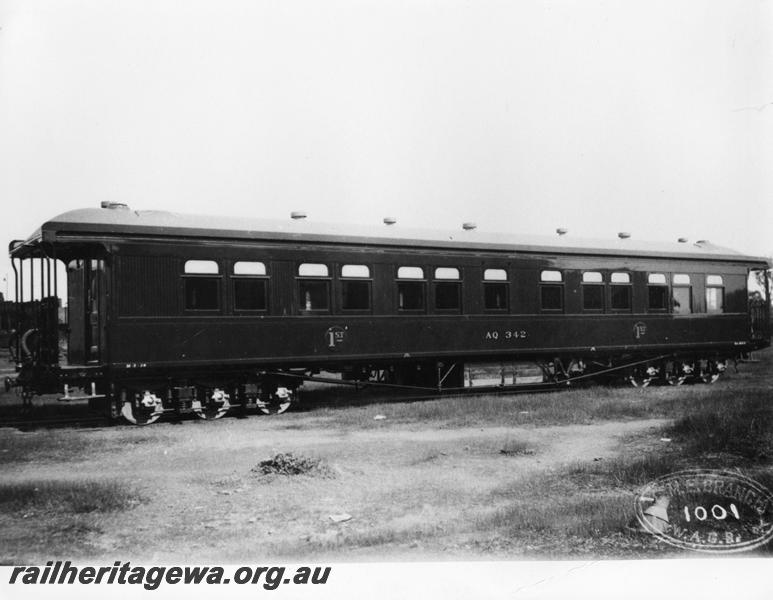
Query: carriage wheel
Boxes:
[
  {"xmin": 257, "ymin": 386, "xmax": 294, "ymax": 415},
  {"xmin": 192, "ymin": 387, "xmax": 231, "ymax": 420},
  {"xmin": 628, "ymin": 365, "xmax": 657, "ymax": 388},
  {"xmin": 698, "ymin": 360, "xmax": 723, "ymax": 384},
  {"xmin": 121, "ymin": 390, "xmax": 165, "ymax": 425},
  {"xmin": 628, "ymin": 375, "xmax": 652, "ymax": 388},
  {"xmin": 664, "ymin": 373, "xmax": 686, "ymax": 386},
  {"xmin": 663, "ymin": 361, "xmax": 685, "ymax": 386}
]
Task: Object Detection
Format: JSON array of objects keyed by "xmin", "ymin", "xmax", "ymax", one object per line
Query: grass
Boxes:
[
  {"xmin": 0, "ymin": 479, "xmax": 145, "ymax": 563},
  {"xmin": 0, "ymin": 430, "xmax": 175, "ymax": 465},
  {"xmin": 312, "ymin": 386, "xmax": 663, "ymax": 429},
  {"xmin": 485, "ymin": 493, "xmax": 633, "ymax": 538},
  {"xmin": 0, "ymin": 479, "xmax": 143, "ymax": 513},
  {"xmin": 307, "ymin": 379, "xmax": 756, "ymax": 431},
  {"xmin": 565, "ymin": 453, "xmax": 682, "ymax": 487},
  {"xmin": 670, "ymin": 393, "xmax": 772, "ymax": 460}
]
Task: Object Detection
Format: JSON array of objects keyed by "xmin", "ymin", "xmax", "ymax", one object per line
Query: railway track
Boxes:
[
  {"xmin": 0, "ymin": 353, "xmax": 727, "ymax": 429},
  {"xmin": 0, "ymin": 384, "xmax": 558, "ymax": 430}
]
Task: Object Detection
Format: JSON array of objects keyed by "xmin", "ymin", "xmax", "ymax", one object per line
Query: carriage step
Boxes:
[
  {"xmin": 59, "ymin": 394, "xmax": 106, "ymax": 402},
  {"xmin": 60, "ymin": 383, "xmax": 104, "ymax": 402}
]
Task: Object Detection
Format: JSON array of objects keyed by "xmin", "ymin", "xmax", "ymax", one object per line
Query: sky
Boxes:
[{"xmin": 1, "ymin": 0, "xmax": 771, "ymax": 296}]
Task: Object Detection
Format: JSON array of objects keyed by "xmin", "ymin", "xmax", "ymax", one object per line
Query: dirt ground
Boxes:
[{"xmin": 1, "ymin": 350, "xmax": 771, "ymax": 563}]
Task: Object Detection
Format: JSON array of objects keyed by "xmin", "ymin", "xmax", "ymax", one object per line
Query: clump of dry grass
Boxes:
[
  {"xmin": 0, "ymin": 479, "xmax": 143, "ymax": 514},
  {"xmin": 499, "ymin": 439, "xmax": 536, "ymax": 456},
  {"xmin": 252, "ymin": 452, "xmax": 334, "ymax": 478},
  {"xmin": 566, "ymin": 453, "xmax": 678, "ymax": 487},
  {"xmin": 485, "ymin": 493, "xmax": 634, "ymax": 538}
]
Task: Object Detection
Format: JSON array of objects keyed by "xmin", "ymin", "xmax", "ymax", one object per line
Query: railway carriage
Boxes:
[{"xmin": 5, "ymin": 203, "xmax": 771, "ymax": 424}]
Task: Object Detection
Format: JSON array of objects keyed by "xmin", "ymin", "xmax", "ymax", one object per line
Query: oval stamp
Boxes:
[{"xmin": 635, "ymin": 469, "xmax": 773, "ymax": 553}]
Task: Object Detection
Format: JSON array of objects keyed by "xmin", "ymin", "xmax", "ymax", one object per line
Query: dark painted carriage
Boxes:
[{"xmin": 6, "ymin": 203, "xmax": 771, "ymax": 423}]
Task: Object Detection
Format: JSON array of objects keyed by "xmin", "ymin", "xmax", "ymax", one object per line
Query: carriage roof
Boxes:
[{"xmin": 10, "ymin": 206, "xmax": 770, "ymax": 265}]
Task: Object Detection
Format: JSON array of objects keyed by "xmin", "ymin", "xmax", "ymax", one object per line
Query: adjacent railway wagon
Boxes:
[{"xmin": 6, "ymin": 203, "xmax": 771, "ymax": 424}]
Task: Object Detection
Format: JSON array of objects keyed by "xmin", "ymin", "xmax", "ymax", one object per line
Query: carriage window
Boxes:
[
  {"xmin": 184, "ymin": 279, "xmax": 220, "ymax": 310},
  {"xmin": 706, "ymin": 275, "xmax": 723, "ymax": 286},
  {"xmin": 583, "ymin": 286, "xmax": 604, "ymax": 310},
  {"xmin": 673, "ymin": 274, "xmax": 691, "ymax": 285},
  {"xmin": 397, "ymin": 266, "xmax": 425, "ymax": 311},
  {"xmin": 185, "ymin": 260, "xmax": 219, "ymax": 274},
  {"xmin": 232, "ymin": 262, "xmax": 268, "ymax": 311},
  {"xmin": 435, "ymin": 267, "xmax": 460, "ymax": 280},
  {"xmin": 610, "ymin": 272, "xmax": 632, "ymax": 311},
  {"xmin": 298, "ymin": 263, "xmax": 330, "ymax": 312},
  {"xmin": 183, "ymin": 260, "xmax": 220, "ymax": 310},
  {"xmin": 234, "ymin": 279, "xmax": 267, "ymax": 311},
  {"xmin": 299, "ymin": 263, "xmax": 329, "ymax": 277},
  {"xmin": 433, "ymin": 268, "xmax": 461, "ymax": 310},
  {"xmin": 234, "ymin": 261, "xmax": 266, "ymax": 276},
  {"xmin": 540, "ymin": 271, "xmax": 563, "ymax": 310},
  {"xmin": 672, "ymin": 286, "xmax": 692, "ymax": 314},
  {"xmin": 398, "ymin": 282, "xmax": 424, "ymax": 310},
  {"xmin": 647, "ymin": 273, "xmax": 668, "ymax": 311},
  {"xmin": 397, "ymin": 266, "xmax": 424, "ymax": 279},
  {"xmin": 648, "ymin": 273, "xmax": 667, "ymax": 285},
  {"xmin": 582, "ymin": 272, "xmax": 603, "ymax": 283},
  {"xmin": 706, "ymin": 286, "xmax": 724, "ymax": 313},
  {"xmin": 341, "ymin": 264, "xmax": 371, "ymax": 311},
  {"xmin": 582, "ymin": 272, "xmax": 604, "ymax": 311},
  {"xmin": 342, "ymin": 281, "xmax": 370, "ymax": 310},
  {"xmin": 484, "ymin": 269, "xmax": 507, "ymax": 281},
  {"xmin": 484, "ymin": 284, "xmax": 508, "ymax": 310},
  {"xmin": 342, "ymin": 265, "xmax": 370, "ymax": 278},
  {"xmin": 705, "ymin": 275, "xmax": 724, "ymax": 314},
  {"xmin": 611, "ymin": 272, "xmax": 631, "ymax": 284},
  {"xmin": 435, "ymin": 283, "xmax": 461, "ymax": 310},
  {"xmin": 484, "ymin": 269, "xmax": 508, "ymax": 311},
  {"xmin": 540, "ymin": 285, "xmax": 563, "ymax": 311},
  {"xmin": 672, "ymin": 274, "xmax": 692, "ymax": 314},
  {"xmin": 299, "ymin": 280, "xmax": 330, "ymax": 311},
  {"xmin": 648, "ymin": 286, "xmax": 668, "ymax": 311},
  {"xmin": 185, "ymin": 279, "xmax": 219, "ymax": 310},
  {"xmin": 610, "ymin": 285, "xmax": 632, "ymax": 311}
]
